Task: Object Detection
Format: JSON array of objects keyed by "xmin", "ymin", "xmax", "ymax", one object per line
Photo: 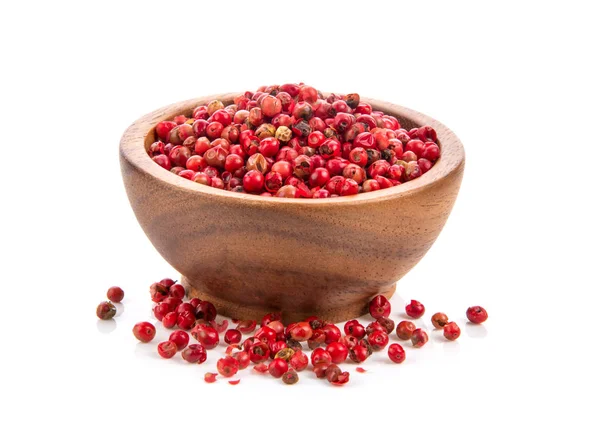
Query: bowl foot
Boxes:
[{"xmin": 182, "ymin": 276, "xmax": 396, "ymax": 323}]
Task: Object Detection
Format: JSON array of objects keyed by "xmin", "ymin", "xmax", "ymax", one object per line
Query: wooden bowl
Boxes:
[{"xmin": 120, "ymin": 93, "xmax": 465, "ymax": 322}]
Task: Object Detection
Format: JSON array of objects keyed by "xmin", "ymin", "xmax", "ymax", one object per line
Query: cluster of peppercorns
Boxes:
[
  {"xmin": 97, "ymin": 279, "xmax": 488, "ymax": 386},
  {"xmin": 95, "ymin": 286, "xmax": 124, "ymax": 319},
  {"xmin": 147, "ymin": 83, "xmax": 440, "ymax": 198}
]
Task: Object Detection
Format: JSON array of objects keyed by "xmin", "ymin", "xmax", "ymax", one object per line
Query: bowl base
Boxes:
[{"xmin": 182, "ymin": 276, "xmax": 396, "ymax": 324}]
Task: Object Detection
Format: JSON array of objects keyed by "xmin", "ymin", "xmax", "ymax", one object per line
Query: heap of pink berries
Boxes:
[
  {"xmin": 147, "ymin": 83, "xmax": 440, "ymax": 198},
  {"xmin": 96, "ymin": 281, "xmax": 488, "ymax": 386}
]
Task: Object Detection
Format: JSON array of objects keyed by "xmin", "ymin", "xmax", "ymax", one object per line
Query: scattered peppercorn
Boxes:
[
  {"xmin": 466, "ymin": 306, "xmax": 488, "ymax": 324},
  {"xmin": 96, "ymin": 301, "xmax": 116, "ymax": 320}
]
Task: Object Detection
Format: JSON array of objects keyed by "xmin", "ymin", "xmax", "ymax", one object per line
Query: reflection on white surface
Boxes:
[
  {"xmin": 465, "ymin": 322, "xmax": 488, "ymax": 338},
  {"xmin": 113, "ymin": 302, "xmax": 124, "ymax": 317},
  {"xmin": 134, "ymin": 341, "xmax": 159, "ymax": 359},
  {"xmin": 96, "ymin": 319, "xmax": 117, "ymax": 334},
  {"xmin": 442, "ymin": 339, "xmax": 461, "ymax": 355}
]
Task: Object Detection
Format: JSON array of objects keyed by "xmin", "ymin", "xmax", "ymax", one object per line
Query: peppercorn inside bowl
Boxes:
[{"xmin": 120, "ymin": 87, "xmax": 465, "ymax": 323}]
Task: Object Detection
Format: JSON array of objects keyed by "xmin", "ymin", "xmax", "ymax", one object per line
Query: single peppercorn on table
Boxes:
[{"xmin": 120, "ymin": 88, "xmax": 465, "ymax": 323}]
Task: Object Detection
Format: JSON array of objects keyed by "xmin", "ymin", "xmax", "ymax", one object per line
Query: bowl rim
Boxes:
[{"xmin": 120, "ymin": 92, "xmax": 465, "ymax": 206}]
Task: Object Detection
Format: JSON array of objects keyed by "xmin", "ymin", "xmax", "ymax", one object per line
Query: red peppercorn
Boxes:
[
  {"xmin": 333, "ymin": 113, "xmax": 354, "ymax": 133},
  {"xmin": 168, "ymin": 330, "xmax": 190, "ymax": 351},
  {"xmin": 367, "ymin": 330, "xmax": 389, "ymax": 351},
  {"xmin": 388, "ymin": 343, "xmax": 406, "ymax": 363},
  {"xmin": 162, "ymin": 311, "xmax": 177, "ymax": 329},
  {"xmin": 176, "ymin": 302, "xmax": 194, "ymax": 314},
  {"xmin": 341, "ymin": 335, "xmax": 358, "ymax": 350},
  {"xmin": 325, "ymin": 342, "xmax": 349, "ymax": 364},
  {"xmin": 365, "ymin": 321, "xmax": 385, "ymax": 336},
  {"xmin": 353, "ymin": 132, "xmax": 376, "ymax": 149},
  {"xmin": 195, "ymin": 301, "xmax": 217, "ymax": 322},
  {"xmin": 243, "ymin": 170, "xmax": 264, "ymax": 193},
  {"xmin": 152, "ymin": 302, "xmax": 170, "ymax": 321},
  {"xmin": 443, "ymin": 322, "xmax": 461, "ymax": 340},
  {"xmin": 259, "ymin": 137, "xmax": 280, "ymax": 157},
  {"xmin": 405, "ymin": 300, "xmax": 426, "ymax": 319},
  {"xmin": 271, "ymin": 160, "xmax": 293, "ymax": 179},
  {"xmin": 268, "ymin": 358, "xmax": 289, "ymax": 378},
  {"xmin": 177, "ymin": 311, "xmax": 196, "ymax": 330},
  {"xmin": 376, "ymin": 317, "xmax": 395, "ymax": 334},
  {"xmin": 149, "ymin": 282, "xmax": 169, "ymax": 303},
  {"xmin": 311, "ymin": 347, "xmax": 332, "ymax": 367},
  {"xmin": 396, "ymin": 321, "xmax": 416, "ymax": 340},
  {"xmin": 162, "ymin": 296, "xmax": 182, "ymax": 312},
  {"xmin": 149, "ymin": 141, "xmax": 165, "ymax": 156},
  {"xmin": 411, "ymin": 328, "xmax": 429, "ymax": 348},
  {"xmin": 466, "ymin": 306, "xmax": 488, "ymax": 324},
  {"xmin": 289, "ymin": 322, "xmax": 313, "ymax": 342},
  {"xmin": 191, "ymin": 324, "xmax": 220, "ymax": 349},
  {"xmin": 132, "ymin": 322, "xmax": 156, "ymax": 343},
  {"xmin": 418, "ymin": 158, "xmax": 433, "ymax": 174},
  {"xmin": 326, "ymin": 364, "xmax": 350, "ymax": 386},
  {"xmin": 204, "ymin": 372, "xmax": 217, "ymax": 383},
  {"xmin": 325, "ymin": 158, "xmax": 349, "ymax": 176},
  {"xmin": 224, "ymin": 154, "xmax": 244, "ymax": 173},
  {"xmin": 313, "ymin": 363, "xmax": 331, "ymax": 379},
  {"xmin": 106, "ymin": 286, "xmax": 124, "ymax": 303},
  {"xmin": 157, "ymin": 340, "xmax": 178, "ymax": 359},
  {"xmin": 348, "ymin": 147, "xmax": 368, "ymax": 167},
  {"xmin": 307, "ymin": 329, "xmax": 326, "ymax": 350},
  {"xmin": 177, "ymin": 169, "xmax": 195, "ymax": 180},
  {"xmin": 322, "ymin": 324, "xmax": 342, "ymax": 344},
  {"xmin": 233, "ymin": 351, "xmax": 251, "ymax": 369},
  {"xmin": 340, "ymin": 178, "xmax": 359, "ymax": 196},
  {"xmin": 267, "ymin": 321, "xmax": 285, "ymax": 341},
  {"xmin": 369, "ymin": 295, "xmax": 391, "ymax": 319},
  {"xmin": 217, "ymin": 356, "xmax": 239, "ymax": 378},
  {"xmin": 182, "ymin": 344, "xmax": 207, "ymax": 364},
  {"xmin": 422, "ymin": 143, "xmax": 440, "ymax": 161},
  {"xmin": 431, "ymin": 312, "xmax": 449, "ymax": 329},
  {"xmin": 237, "ymin": 320, "xmax": 257, "ymax": 334},
  {"xmin": 168, "ymin": 284, "xmax": 185, "ymax": 300},
  {"xmin": 282, "ymin": 370, "xmax": 299, "ymax": 385},
  {"xmin": 290, "ymin": 350, "xmax": 309, "ymax": 371},
  {"xmin": 368, "ymin": 160, "xmax": 391, "ymax": 179},
  {"xmin": 404, "ymin": 161, "xmax": 422, "ymax": 181},
  {"xmin": 264, "ymin": 171, "xmax": 283, "ymax": 193},
  {"xmin": 355, "ymin": 103, "xmax": 372, "ymax": 114},
  {"xmin": 308, "ymin": 167, "xmax": 331, "ymax": 188},
  {"xmin": 96, "ymin": 301, "xmax": 116, "ymax": 320},
  {"xmin": 362, "ymin": 179, "xmax": 381, "ymax": 192},
  {"xmin": 224, "ymin": 329, "xmax": 242, "ymax": 345},
  {"xmin": 212, "ymin": 319, "xmax": 228, "ymax": 334},
  {"xmin": 249, "ymin": 340, "xmax": 270, "ymax": 363},
  {"xmin": 318, "ymin": 138, "xmax": 342, "ymax": 159},
  {"xmin": 344, "ymin": 320, "xmax": 363, "ymax": 338},
  {"xmin": 156, "ymin": 120, "xmax": 177, "ymax": 141},
  {"xmin": 349, "ymin": 344, "xmax": 370, "ymax": 363}
]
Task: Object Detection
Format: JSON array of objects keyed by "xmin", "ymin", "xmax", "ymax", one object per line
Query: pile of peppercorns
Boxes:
[
  {"xmin": 97, "ymin": 281, "xmax": 488, "ymax": 386},
  {"xmin": 147, "ymin": 83, "xmax": 440, "ymax": 198}
]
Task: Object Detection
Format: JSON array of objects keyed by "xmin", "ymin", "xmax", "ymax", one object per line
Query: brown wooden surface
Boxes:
[{"xmin": 119, "ymin": 93, "xmax": 465, "ymax": 322}]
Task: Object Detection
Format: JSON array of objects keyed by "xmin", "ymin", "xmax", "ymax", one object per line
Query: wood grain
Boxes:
[{"xmin": 120, "ymin": 93, "xmax": 465, "ymax": 322}]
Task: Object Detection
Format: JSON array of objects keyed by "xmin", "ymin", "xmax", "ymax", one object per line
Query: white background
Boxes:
[{"xmin": 1, "ymin": 1, "xmax": 598, "ymax": 436}]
